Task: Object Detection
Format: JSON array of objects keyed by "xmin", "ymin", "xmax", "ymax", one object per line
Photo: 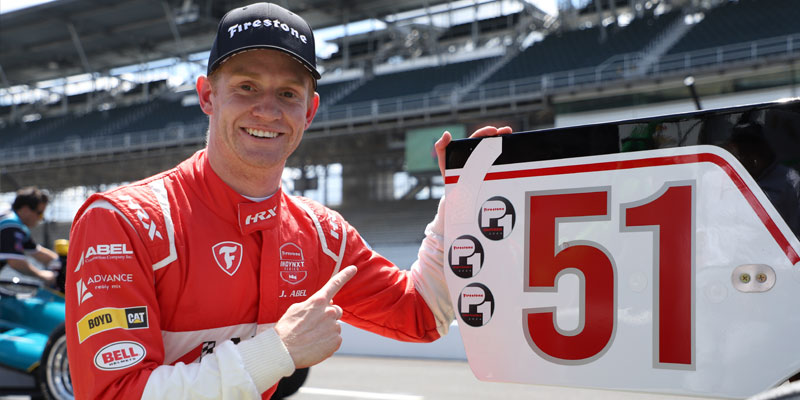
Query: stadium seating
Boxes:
[
  {"xmin": 333, "ymin": 58, "xmax": 489, "ymax": 106},
  {"xmin": 3, "ymin": 2, "xmax": 796, "ymax": 156},
  {"xmin": 656, "ymin": 0, "xmax": 800, "ymax": 74},
  {"xmin": 0, "ymin": 98, "xmax": 204, "ymax": 148},
  {"xmin": 483, "ymin": 10, "xmax": 681, "ymax": 87},
  {"xmin": 327, "ymin": 37, "xmax": 392, "ymax": 64},
  {"xmin": 667, "ymin": 0, "xmax": 800, "ymax": 55},
  {"xmin": 326, "ymin": 13, "xmax": 520, "ymax": 68},
  {"xmin": 317, "ymin": 79, "xmax": 361, "ymax": 106},
  {"xmin": 115, "ymin": 99, "xmax": 205, "ymax": 134},
  {"xmin": 438, "ymin": 12, "xmax": 521, "ymax": 42}
]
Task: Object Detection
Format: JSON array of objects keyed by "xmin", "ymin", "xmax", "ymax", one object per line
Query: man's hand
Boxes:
[
  {"xmin": 434, "ymin": 126, "xmax": 513, "ymax": 178},
  {"xmin": 39, "ymin": 269, "xmax": 56, "ymax": 286},
  {"xmin": 274, "ymin": 265, "xmax": 357, "ymax": 369}
]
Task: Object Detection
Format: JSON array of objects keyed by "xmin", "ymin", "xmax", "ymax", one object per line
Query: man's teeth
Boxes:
[{"xmin": 245, "ymin": 128, "xmax": 279, "ymax": 138}]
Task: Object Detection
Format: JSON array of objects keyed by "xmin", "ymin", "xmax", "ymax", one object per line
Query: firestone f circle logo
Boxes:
[{"xmin": 212, "ymin": 241, "xmax": 243, "ymax": 276}]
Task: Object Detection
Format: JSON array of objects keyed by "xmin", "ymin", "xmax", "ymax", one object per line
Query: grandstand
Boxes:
[{"xmin": 0, "ymin": 0, "xmax": 798, "ymax": 255}]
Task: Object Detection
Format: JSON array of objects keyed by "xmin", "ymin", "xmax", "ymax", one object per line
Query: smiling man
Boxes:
[{"xmin": 65, "ymin": 3, "xmax": 510, "ymax": 399}]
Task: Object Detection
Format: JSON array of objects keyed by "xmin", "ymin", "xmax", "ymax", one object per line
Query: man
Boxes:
[
  {"xmin": 0, "ymin": 186, "xmax": 57, "ymax": 284},
  {"xmin": 65, "ymin": 3, "xmax": 511, "ymax": 399}
]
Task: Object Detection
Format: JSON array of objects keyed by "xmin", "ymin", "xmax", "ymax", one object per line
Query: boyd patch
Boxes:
[{"xmin": 77, "ymin": 306, "xmax": 148, "ymax": 343}]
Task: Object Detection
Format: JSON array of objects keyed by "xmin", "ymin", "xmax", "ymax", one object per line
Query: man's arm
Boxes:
[
  {"xmin": 67, "ymin": 199, "xmax": 289, "ymax": 399},
  {"xmin": 144, "ymin": 266, "xmax": 357, "ymax": 398},
  {"xmin": 68, "ymin": 196, "xmax": 363, "ymax": 399},
  {"xmin": 31, "ymin": 244, "xmax": 57, "ymax": 266},
  {"xmin": 0, "ymin": 225, "xmax": 56, "ymax": 284},
  {"xmin": 5, "ymin": 257, "xmax": 55, "ymax": 284},
  {"xmin": 316, "ymin": 126, "xmax": 512, "ymax": 343}
]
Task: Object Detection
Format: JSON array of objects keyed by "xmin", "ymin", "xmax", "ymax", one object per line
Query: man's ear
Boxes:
[
  {"xmin": 305, "ymin": 92, "xmax": 320, "ymax": 130},
  {"xmin": 197, "ymin": 75, "xmax": 214, "ymax": 116}
]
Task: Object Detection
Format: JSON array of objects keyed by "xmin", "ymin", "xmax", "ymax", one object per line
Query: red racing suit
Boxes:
[{"xmin": 65, "ymin": 149, "xmax": 453, "ymax": 399}]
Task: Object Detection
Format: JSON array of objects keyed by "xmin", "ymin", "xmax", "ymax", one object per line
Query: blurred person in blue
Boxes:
[{"xmin": 0, "ymin": 186, "xmax": 58, "ymax": 284}]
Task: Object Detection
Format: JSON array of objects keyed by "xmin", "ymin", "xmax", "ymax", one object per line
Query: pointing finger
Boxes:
[{"xmin": 317, "ymin": 265, "xmax": 357, "ymax": 301}]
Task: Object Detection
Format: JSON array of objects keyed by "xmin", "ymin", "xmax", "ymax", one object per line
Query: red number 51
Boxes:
[{"xmin": 523, "ymin": 183, "xmax": 694, "ymax": 368}]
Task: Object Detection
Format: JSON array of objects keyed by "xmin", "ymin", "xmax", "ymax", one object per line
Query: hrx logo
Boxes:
[
  {"xmin": 212, "ymin": 241, "xmax": 243, "ymax": 276},
  {"xmin": 245, "ymin": 206, "xmax": 277, "ymax": 225},
  {"xmin": 119, "ymin": 195, "xmax": 163, "ymax": 240}
]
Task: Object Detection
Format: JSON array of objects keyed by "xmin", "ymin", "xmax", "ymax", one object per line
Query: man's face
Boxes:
[
  {"xmin": 18, "ymin": 203, "xmax": 45, "ymax": 229},
  {"xmin": 198, "ymin": 49, "xmax": 319, "ymax": 173}
]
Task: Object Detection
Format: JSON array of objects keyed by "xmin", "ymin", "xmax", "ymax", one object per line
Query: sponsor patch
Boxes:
[
  {"xmin": 448, "ymin": 235, "xmax": 485, "ymax": 278},
  {"xmin": 94, "ymin": 341, "xmax": 146, "ymax": 371},
  {"xmin": 279, "ymin": 242, "xmax": 306, "ymax": 284},
  {"xmin": 84, "ymin": 243, "xmax": 135, "ymax": 262},
  {"xmin": 76, "ymin": 279, "xmax": 93, "ymax": 305},
  {"xmin": 77, "ymin": 306, "xmax": 148, "ymax": 343},
  {"xmin": 85, "ymin": 273, "xmax": 134, "ymax": 285},
  {"xmin": 238, "ymin": 201, "xmax": 279, "ymax": 234},
  {"xmin": 478, "ymin": 196, "xmax": 515, "ymax": 240},
  {"xmin": 244, "ymin": 206, "xmax": 277, "ymax": 226},
  {"xmin": 77, "ymin": 269, "xmax": 135, "ymax": 295},
  {"xmin": 212, "ymin": 241, "xmax": 243, "ymax": 276},
  {"xmin": 458, "ymin": 283, "xmax": 495, "ymax": 327}
]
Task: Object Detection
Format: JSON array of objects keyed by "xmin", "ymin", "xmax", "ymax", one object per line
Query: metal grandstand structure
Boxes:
[
  {"xmin": 1, "ymin": 0, "xmax": 798, "ymax": 209},
  {"xmin": 0, "ymin": 0, "xmax": 554, "ymax": 195}
]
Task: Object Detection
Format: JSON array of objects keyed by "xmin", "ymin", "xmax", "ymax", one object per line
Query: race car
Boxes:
[{"xmin": 0, "ymin": 277, "xmax": 71, "ymax": 400}]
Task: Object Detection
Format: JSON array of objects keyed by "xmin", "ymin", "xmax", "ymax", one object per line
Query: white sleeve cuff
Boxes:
[
  {"xmin": 410, "ymin": 196, "xmax": 455, "ymax": 337},
  {"xmin": 428, "ymin": 196, "xmax": 446, "ymax": 237},
  {"xmin": 237, "ymin": 327, "xmax": 296, "ymax": 394}
]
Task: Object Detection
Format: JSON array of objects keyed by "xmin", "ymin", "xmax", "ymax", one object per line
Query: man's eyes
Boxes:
[{"xmin": 234, "ymin": 83, "xmax": 301, "ymax": 99}]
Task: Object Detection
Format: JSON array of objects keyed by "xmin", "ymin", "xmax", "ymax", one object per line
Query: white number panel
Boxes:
[{"xmin": 444, "ymin": 139, "xmax": 800, "ymax": 399}]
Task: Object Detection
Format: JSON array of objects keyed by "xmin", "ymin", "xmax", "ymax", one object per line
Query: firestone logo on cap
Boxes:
[
  {"xmin": 226, "ymin": 18, "xmax": 308, "ymax": 44},
  {"xmin": 207, "ymin": 3, "xmax": 320, "ymax": 80}
]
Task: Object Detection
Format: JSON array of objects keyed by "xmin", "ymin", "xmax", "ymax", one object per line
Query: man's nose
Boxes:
[{"xmin": 252, "ymin": 94, "xmax": 281, "ymax": 119}]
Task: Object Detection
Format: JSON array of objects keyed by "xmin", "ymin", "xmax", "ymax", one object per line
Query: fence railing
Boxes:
[
  {"xmin": 0, "ymin": 122, "xmax": 207, "ymax": 164},
  {"xmin": 652, "ymin": 34, "xmax": 799, "ymax": 74},
  {"xmin": 1, "ymin": 34, "xmax": 798, "ymax": 165},
  {"xmin": 312, "ymin": 34, "xmax": 799, "ymax": 124}
]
